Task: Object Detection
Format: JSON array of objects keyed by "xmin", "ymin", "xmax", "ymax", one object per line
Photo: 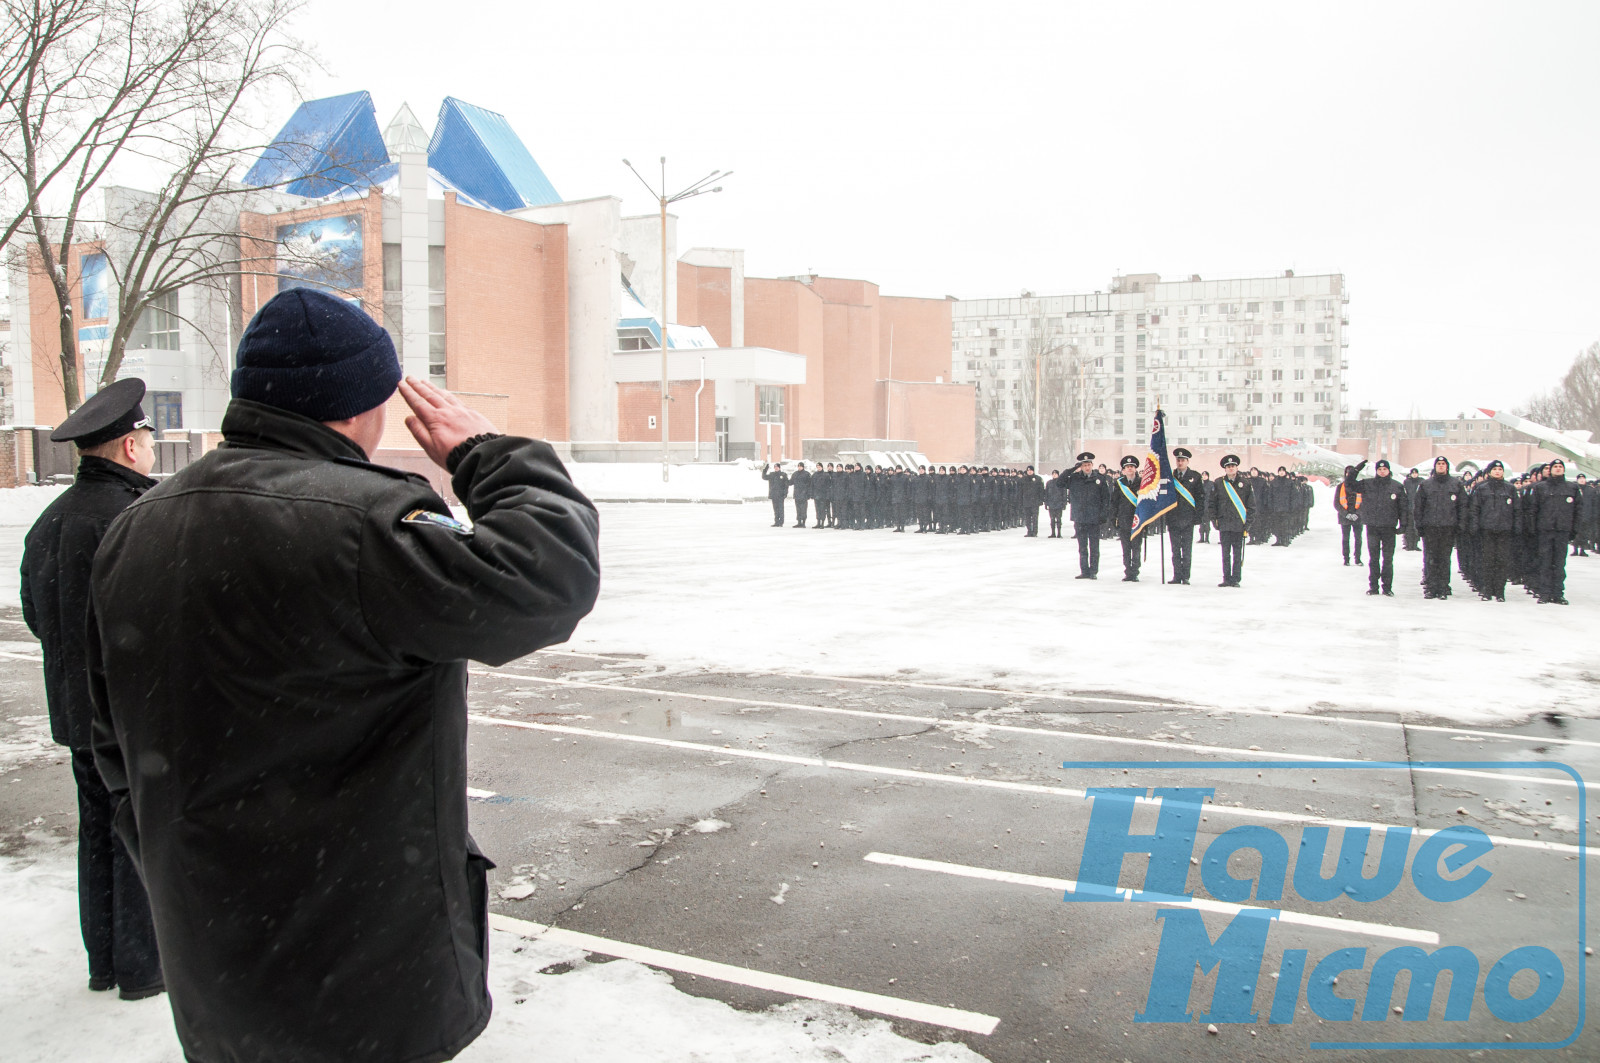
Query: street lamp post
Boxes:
[{"xmin": 623, "ymin": 157, "xmax": 731, "ymax": 482}]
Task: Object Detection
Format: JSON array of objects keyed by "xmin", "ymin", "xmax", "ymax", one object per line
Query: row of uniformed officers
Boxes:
[{"xmin": 761, "ymin": 450, "xmax": 1290, "ymax": 587}]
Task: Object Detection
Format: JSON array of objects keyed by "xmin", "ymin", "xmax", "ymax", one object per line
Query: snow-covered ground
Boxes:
[
  {"xmin": 0, "ymin": 843, "xmax": 983, "ymax": 1063},
  {"xmin": 559, "ymin": 473, "xmax": 1598, "ymax": 726}
]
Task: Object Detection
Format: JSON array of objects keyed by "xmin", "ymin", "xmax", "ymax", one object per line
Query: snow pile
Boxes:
[
  {"xmin": 0, "ymin": 847, "xmax": 984, "ymax": 1063},
  {"xmin": 568, "ymin": 494, "xmax": 1600, "ymax": 725},
  {"xmin": 0, "ymin": 485, "xmax": 67, "ymax": 527}
]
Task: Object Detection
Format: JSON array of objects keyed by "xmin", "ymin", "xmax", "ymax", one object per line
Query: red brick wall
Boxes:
[
  {"xmin": 676, "ymin": 262, "xmax": 733, "ymax": 347},
  {"xmin": 25, "ymin": 241, "xmax": 111, "ymax": 425},
  {"xmin": 617, "ymin": 380, "xmax": 716, "ymax": 443},
  {"xmin": 745, "ymin": 278, "xmax": 824, "ymax": 460},
  {"xmin": 879, "ymin": 295, "xmax": 952, "ymax": 386},
  {"xmin": 443, "ymin": 193, "xmax": 569, "ymax": 440},
  {"xmin": 879, "ymin": 381, "xmax": 975, "ymax": 463}
]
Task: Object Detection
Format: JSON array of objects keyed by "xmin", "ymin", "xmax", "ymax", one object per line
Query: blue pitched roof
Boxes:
[
  {"xmin": 244, "ymin": 91, "xmax": 390, "ymax": 198},
  {"xmin": 427, "ymin": 97, "xmax": 560, "ymax": 212}
]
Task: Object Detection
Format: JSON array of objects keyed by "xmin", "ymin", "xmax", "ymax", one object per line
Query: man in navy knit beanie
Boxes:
[{"xmin": 85, "ymin": 288, "xmax": 601, "ymax": 1063}]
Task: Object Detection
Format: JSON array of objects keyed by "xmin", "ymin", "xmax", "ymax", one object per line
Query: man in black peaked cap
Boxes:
[{"xmin": 22, "ymin": 377, "xmax": 164, "ymax": 1002}]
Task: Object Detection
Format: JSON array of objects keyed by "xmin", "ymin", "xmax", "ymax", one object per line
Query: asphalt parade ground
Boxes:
[{"xmin": 4, "ymin": 618, "xmax": 1594, "ymax": 1062}]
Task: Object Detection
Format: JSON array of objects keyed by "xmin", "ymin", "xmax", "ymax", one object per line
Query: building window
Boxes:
[
  {"xmin": 1114, "ymin": 419, "xmax": 1124, "ymax": 435},
  {"xmin": 1136, "ymin": 334, "xmax": 1146, "ymax": 350},
  {"xmin": 1271, "ymin": 369, "xmax": 1283, "ymax": 381},
  {"xmin": 1272, "ymin": 392, "xmax": 1283, "ymax": 403},
  {"xmin": 1114, "ymin": 356, "xmax": 1125, "ymax": 372},
  {"xmin": 1114, "ymin": 336, "xmax": 1125, "ymax": 353},
  {"xmin": 136, "ymin": 290, "xmax": 181, "ymax": 351},
  {"xmin": 617, "ymin": 327, "xmax": 658, "ymax": 351},
  {"xmin": 758, "ymin": 386, "xmax": 786, "ymax": 423},
  {"xmin": 1114, "ymin": 398, "xmax": 1125, "ymax": 415},
  {"xmin": 1246, "ymin": 302, "xmax": 1260, "ymax": 313},
  {"xmin": 81, "ymin": 252, "xmax": 110, "ymax": 319},
  {"xmin": 1294, "ymin": 300, "xmax": 1306, "ymax": 311},
  {"xmin": 1135, "ymin": 397, "xmax": 1146, "ymax": 414},
  {"xmin": 149, "ymin": 391, "xmax": 182, "ymax": 431}
]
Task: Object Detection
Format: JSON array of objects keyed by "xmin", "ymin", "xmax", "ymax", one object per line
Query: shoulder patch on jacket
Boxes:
[{"xmin": 401, "ymin": 508, "xmax": 473, "ymax": 536}]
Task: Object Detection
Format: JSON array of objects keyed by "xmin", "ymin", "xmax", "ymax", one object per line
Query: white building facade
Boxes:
[{"xmin": 952, "ymin": 271, "xmax": 1348, "ymax": 459}]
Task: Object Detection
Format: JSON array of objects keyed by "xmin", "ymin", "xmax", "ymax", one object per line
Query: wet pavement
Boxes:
[{"xmin": 1, "ymin": 623, "xmax": 1595, "ymax": 1061}]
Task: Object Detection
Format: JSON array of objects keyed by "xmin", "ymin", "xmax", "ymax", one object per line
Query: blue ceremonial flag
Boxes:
[{"xmin": 1129, "ymin": 408, "xmax": 1178, "ymax": 538}]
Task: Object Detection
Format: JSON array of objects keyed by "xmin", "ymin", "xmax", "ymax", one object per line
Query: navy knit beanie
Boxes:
[{"xmin": 231, "ymin": 288, "xmax": 401, "ymax": 421}]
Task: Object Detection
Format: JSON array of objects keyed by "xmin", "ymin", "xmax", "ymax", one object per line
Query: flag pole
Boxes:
[{"xmin": 1160, "ymin": 517, "xmax": 1167, "ymax": 584}]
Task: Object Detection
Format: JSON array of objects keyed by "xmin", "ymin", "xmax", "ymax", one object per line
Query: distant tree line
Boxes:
[{"xmin": 1520, "ymin": 340, "xmax": 1600, "ymax": 437}]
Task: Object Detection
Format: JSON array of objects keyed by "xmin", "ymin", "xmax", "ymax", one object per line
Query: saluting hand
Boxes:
[{"xmin": 400, "ymin": 377, "xmax": 499, "ymax": 470}]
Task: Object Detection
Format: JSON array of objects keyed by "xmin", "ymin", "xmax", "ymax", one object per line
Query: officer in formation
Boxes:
[
  {"xmin": 1111, "ymin": 455, "xmax": 1145, "ymax": 581},
  {"xmin": 1043, "ymin": 469, "xmax": 1067, "ymax": 538},
  {"xmin": 1207, "ymin": 454, "xmax": 1253, "ymax": 587},
  {"xmin": 1167, "ymin": 447, "xmax": 1205, "ymax": 584},
  {"xmin": 795, "ymin": 463, "xmax": 1043, "ymax": 535},
  {"xmin": 1572, "ymin": 472, "xmax": 1599, "ymax": 557},
  {"xmin": 21, "ymin": 379, "xmax": 165, "ymax": 1000},
  {"xmin": 1353, "ymin": 458, "xmax": 1403, "ymax": 595},
  {"xmin": 1058, "ymin": 452, "xmax": 1109, "ymax": 579},
  {"xmin": 1414, "ymin": 455, "xmax": 1465, "ymax": 599},
  {"xmin": 1197, "ymin": 470, "xmax": 1214, "ymax": 544},
  {"xmin": 760, "ymin": 461, "xmax": 790, "ymax": 526},
  {"xmin": 1400, "ymin": 468, "xmax": 1423, "ymax": 550}
]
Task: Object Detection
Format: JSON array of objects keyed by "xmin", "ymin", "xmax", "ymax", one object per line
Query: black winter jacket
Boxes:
[
  {"xmin": 762, "ymin": 466, "xmax": 789, "ymax": 499},
  {"xmin": 790, "ymin": 468, "xmax": 812, "ymax": 498},
  {"xmin": 1532, "ymin": 475, "xmax": 1580, "ymax": 533},
  {"xmin": 87, "ymin": 401, "xmax": 601, "ymax": 1063},
  {"xmin": 21, "ymin": 457, "xmax": 157, "ymax": 748},
  {"xmin": 1414, "ymin": 473, "xmax": 1466, "ymax": 531},
  {"xmin": 1470, "ymin": 477, "xmax": 1518, "ymax": 534},
  {"xmin": 1168, "ymin": 467, "xmax": 1204, "ymax": 527},
  {"xmin": 1064, "ymin": 469, "xmax": 1109, "ymax": 524},
  {"xmin": 1355, "ymin": 473, "xmax": 1405, "ymax": 533},
  {"xmin": 1208, "ymin": 474, "xmax": 1254, "ymax": 534}
]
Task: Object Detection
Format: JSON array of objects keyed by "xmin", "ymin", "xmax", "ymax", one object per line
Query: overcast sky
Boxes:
[{"xmin": 289, "ymin": 0, "xmax": 1599, "ymax": 419}]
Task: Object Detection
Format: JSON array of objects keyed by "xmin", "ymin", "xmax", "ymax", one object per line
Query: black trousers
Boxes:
[
  {"xmin": 793, "ymin": 497, "xmax": 809, "ymax": 525},
  {"xmin": 1119, "ymin": 529, "xmax": 1141, "ymax": 579},
  {"xmin": 770, "ymin": 497, "xmax": 785, "ymax": 525},
  {"xmin": 1047, "ymin": 507, "xmax": 1063, "ymax": 536},
  {"xmin": 1075, "ymin": 523, "xmax": 1101, "ymax": 575},
  {"xmin": 1537, "ymin": 532, "xmax": 1571, "ymax": 601},
  {"xmin": 1024, "ymin": 506, "xmax": 1039, "ymax": 536},
  {"xmin": 1342, "ymin": 519, "xmax": 1364, "ymax": 561},
  {"xmin": 1220, "ymin": 531, "xmax": 1244, "ymax": 584},
  {"xmin": 1169, "ymin": 522, "xmax": 1194, "ymax": 582},
  {"xmin": 1422, "ymin": 527, "xmax": 1456, "ymax": 595},
  {"xmin": 71, "ymin": 747, "xmax": 161, "ymax": 990},
  {"xmin": 1365, "ymin": 529, "xmax": 1396, "ymax": 592},
  {"xmin": 1479, "ymin": 531, "xmax": 1512, "ymax": 599}
]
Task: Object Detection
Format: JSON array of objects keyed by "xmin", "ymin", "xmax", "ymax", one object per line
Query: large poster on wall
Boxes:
[{"xmin": 276, "ymin": 215, "xmax": 363, "ymax": 298}]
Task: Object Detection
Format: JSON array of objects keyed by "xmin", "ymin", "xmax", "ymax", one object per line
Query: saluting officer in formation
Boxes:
[
  {"xmin": 1059, "ymin": 452, "xmax": 1109, "ymax": 579},
  {"xmin": 21, "ymin": 379, "xmax": 164, "ymax": 1000}
]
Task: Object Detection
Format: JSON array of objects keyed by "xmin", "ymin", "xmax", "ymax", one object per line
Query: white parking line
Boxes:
[
  {"xmin": 465, "ymin": 714, "xmax": 1593, "ymax": 858},
  {"xmin": 0, "ymin": 650, "xmax": 41, "ymax": 663},
  {"xmin": 489, "ymin": 912, "xmax": 1000, "ymax": 1035},
  {"xmin": 863, "ymin": 852, "xmax": 1440, "ymax": 946},
  {"xmin": 477, "ymin": 671, "xmax": 1585, "ymax": 789}
]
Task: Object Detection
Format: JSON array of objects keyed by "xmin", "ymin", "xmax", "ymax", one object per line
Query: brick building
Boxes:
[{"xmin": 5, "ymin": 90, "xmax": 974, "ymax": 472}]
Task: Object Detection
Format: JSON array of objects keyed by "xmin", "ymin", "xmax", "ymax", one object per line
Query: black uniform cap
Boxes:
[
  {"xmin": 1172, "ymin": 447, "xmax": 1192, "ymax": 459},
  {"xmin": 1075, "ymin": 451, "xmax": 1094, "ymax": 463},
  {"xmin": 50, "ymin": 378, "xmax": 153, "ymax": 446},
  {"xmin": 1220, "ymin": 453, "xmax": 1241, "ymax": 467},
  {"xmin": 1120, "ymin": 455, "xmax": 1140, "ymax": 469}
]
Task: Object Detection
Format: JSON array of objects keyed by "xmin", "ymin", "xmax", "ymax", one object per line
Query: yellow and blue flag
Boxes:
[{"xmin": 1129, "ymin": 408, "xmax": 1178, "ymax": 538}]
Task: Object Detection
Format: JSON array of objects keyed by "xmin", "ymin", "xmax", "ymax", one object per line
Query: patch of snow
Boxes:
[
  {"xmin": 689, "ymin": 818, "xmax": 731, "ymax": 833},
  {"xmin": 0, "ymin": 848, "xmax": 984, "ymax": 1063},
  {"xmin": 560, "ymin": 493, "xmax": 1600, "ymax": 725}
]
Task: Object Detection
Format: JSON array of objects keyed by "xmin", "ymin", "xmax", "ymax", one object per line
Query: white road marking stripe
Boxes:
[
  {"xmin": 534, "ymin": 654, "xmax": 1600, "ymax": 752},
  {"xmin": 0, "ymin": 650, "xmax": 41, "ymax": 663},
  {"xmin": 466, "ymin": 787, "xmax": 497, "ymax": 800},
  {"xmin": 488, "ymin": 912, "xmax": 1000, "ymax": 1035},
  {"xmin": 863, "ymin": 852, "xmax": 1439, "ymax": 946},
  {"xmin": 478, "ymin": 672, "xmax": 1583, "ymax": 789},
  {"xmin": 465, "ymin": 715, "xmax": 1593, "ymax": 858}
]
